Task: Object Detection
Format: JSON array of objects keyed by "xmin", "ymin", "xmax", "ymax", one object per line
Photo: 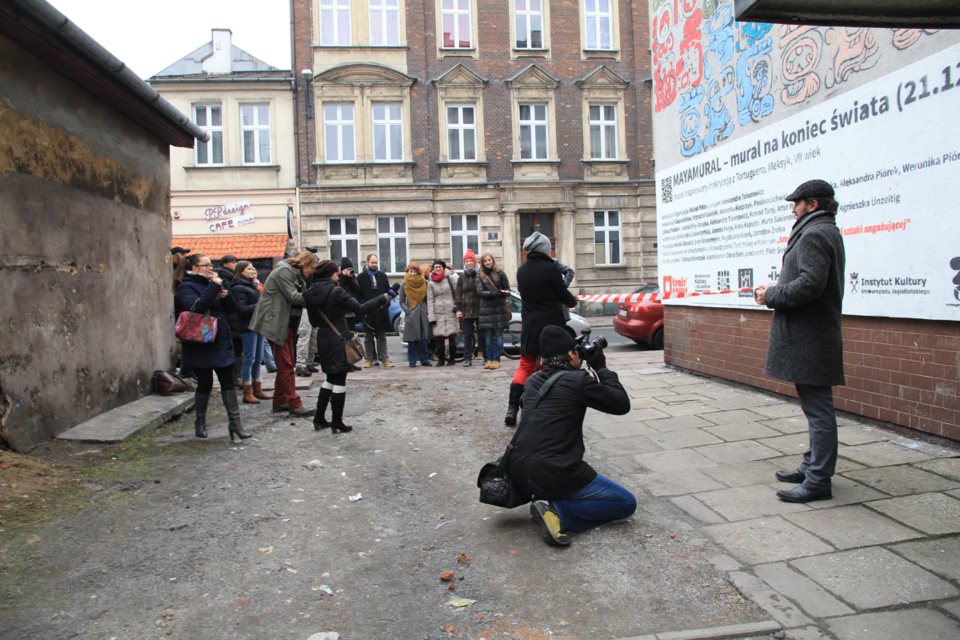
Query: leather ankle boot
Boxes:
[
  {"xmin": 222, "ymin": 389, "xmax": 252, "ymax": 442},
  {"xmin": 329, "ymin": 393, "xmax": 353, "ymax": 433},
  {"xmin": 504, "ymin": 382, "xmax": 524, "ymax": 427},
  {"xmin": 194, "ymin": 392, "xmax": 210, "ymax": 438},
  {"xmin": 252, "ymin": 380, "xmax": 273, "ymax": 400},
  {"xmin": 242, "ymin": 383, "xmax": 260, "ymax": 404},
  {"xmin": 314, "ymin": 387, "xmax": 332, "ymax": 431}
]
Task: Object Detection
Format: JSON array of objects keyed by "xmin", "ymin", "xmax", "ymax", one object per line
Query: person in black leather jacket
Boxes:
[{"xmin": 507, "ymin": 325, "xmax": 635, "ymax": 546}]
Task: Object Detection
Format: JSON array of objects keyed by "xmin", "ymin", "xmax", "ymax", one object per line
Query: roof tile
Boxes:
[{"xmin": 172, "ymin": 234, "xmax": 289, "ymax": 260}]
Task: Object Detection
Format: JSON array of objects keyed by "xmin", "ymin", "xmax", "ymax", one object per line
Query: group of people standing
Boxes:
[{"xmin": 397, "ymin": 250, "xmax": 512, "ymax": 368}]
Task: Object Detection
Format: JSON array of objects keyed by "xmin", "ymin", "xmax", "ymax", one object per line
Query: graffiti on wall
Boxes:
[{"xmin": 650, "ymin": 0, "xmax": 940, "ymax": 159}]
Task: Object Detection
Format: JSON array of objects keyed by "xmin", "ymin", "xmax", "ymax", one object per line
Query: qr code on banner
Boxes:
[{"xmin": 661, "ymin": 177, "xmax": 673, "ymax": 204}]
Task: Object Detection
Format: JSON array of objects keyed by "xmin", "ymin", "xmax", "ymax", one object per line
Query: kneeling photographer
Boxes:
[{"xmin": 507, "ymin": 326, "xmax": 636, "ymax": 546}]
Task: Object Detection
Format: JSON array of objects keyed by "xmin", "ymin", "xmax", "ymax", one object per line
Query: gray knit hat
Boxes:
[{"xmin": 522, "ymin": 231, "xmax": 551, "ymax": 255}]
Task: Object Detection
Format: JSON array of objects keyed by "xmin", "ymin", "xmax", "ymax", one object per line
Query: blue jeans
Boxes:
[
  {"xmin": 551, "ymin": 474, "xmax": 636, "ymax": 533},
  {"xmin": 481, "ymin": 328, "xmax": 503, "ymax": 362},
  {"xmin": 407, "ymin": 340, "xmax": 429, "ymax": 365},
  {"xmin": 262, "ymin": 341, "xmax": 276, "ymax": 371},
  {"xmin": 240, "ymin": 331, "xmax": 265, "ymax": 382}
]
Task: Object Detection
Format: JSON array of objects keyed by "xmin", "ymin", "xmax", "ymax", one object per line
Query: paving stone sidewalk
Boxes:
[{"xmin": 591, "ymin": 346, "xmax": 960, "ymax": 640}]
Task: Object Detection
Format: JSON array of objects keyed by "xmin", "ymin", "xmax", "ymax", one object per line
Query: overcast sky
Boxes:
[{"xmin": 48, "ymin": 0, "xmax": 292, "ymax": 78}]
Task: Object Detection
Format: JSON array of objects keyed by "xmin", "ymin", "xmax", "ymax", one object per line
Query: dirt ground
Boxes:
[{"xmin": 0, "ymin": 373, "xmax": 765, "ymax": 640}]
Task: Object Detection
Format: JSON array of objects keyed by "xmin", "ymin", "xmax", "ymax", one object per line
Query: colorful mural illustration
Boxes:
[{"xmin": 649, "ymin": 0, "xmax": 943, "ymax": 161}]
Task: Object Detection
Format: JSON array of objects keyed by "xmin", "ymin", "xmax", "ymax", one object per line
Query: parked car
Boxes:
[
  {"xmin": 613, "ymin": 284, "xmax": 664, "ymax": 349},
  {"xmin": 392, "ymin": 289, "xmax": 591, "ymax": 357}
]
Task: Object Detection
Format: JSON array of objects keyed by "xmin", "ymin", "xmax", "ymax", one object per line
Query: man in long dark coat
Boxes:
[
  {"xmin": 357, "ymin": 254, "xmax": 394, "ymax": 367},
  {"xmin": 755, "ymin": 179, "xmax": 846, "ymax": 503}
]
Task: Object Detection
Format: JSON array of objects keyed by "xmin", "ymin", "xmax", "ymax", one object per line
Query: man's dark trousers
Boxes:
[{"xmin": 795, "ymin": 384, "xmax": 838, "ymax": 490}]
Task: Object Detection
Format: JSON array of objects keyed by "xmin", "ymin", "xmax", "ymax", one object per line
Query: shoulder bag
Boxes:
[
  {"xmin": 175, "ymin": 297, "xmax": 218, "ymax": 344},
  {"xmin": 477, "ymin": 370, "xmax": 567, "ymax": 508},
  {"xmin": 319, "ymin": 310, "xmax": 366, "ymax": 364},
  {"xmin": 153, "ymin": 370, "xmax": 189, "ymax": 395}
]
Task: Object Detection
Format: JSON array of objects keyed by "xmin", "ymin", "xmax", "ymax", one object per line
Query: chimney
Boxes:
[{"xmin": 202, "ymin": 28, "xmax": 233, "ymax": 74}]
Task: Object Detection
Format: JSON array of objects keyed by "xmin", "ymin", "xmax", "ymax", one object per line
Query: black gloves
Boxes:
[{"xmin": 586, "ymin": 346, "xmax": 606, "ymax": 371}]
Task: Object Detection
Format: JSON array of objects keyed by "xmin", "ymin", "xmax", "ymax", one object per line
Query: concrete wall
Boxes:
[
  {"xmin": 665, "ymin": 306, "xmax": 960, "ymax": 441},
  {"xmin": 0, "ymin": 35, "xmax": 175, "ymax": 451}
]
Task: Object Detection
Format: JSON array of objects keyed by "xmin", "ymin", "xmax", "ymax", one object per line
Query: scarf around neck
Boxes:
[
  {"xmin": 404, "ymin": 273, "xmax": 426, "ymax": 308},
  {"xmin": 430, "ymin": 271, "xmax": 446, "ymax": 283}
]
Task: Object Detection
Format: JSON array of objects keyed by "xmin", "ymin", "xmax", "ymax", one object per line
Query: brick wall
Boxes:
[
  {"xmin": 665, "ymin": 306, "xmax": 960, "ymax": 442},
  {"xmin": 291, "ymin": 0, "xmax": 314, "ymax": 186}
]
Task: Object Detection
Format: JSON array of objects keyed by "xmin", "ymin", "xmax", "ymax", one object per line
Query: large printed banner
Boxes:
[{"xmin": 651, "ymin": 2, "xmax": 960, "ymax": 321}]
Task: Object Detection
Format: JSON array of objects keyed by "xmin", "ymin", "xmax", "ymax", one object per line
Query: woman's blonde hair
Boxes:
[
  {"xmin": 405, "ymin": 261, "xmax": 421, "ymax": 273},
  {"xmin": 479, "ymin": 252, "xmax": 500, "ymax": 273},
  {"xmin": 287, "ymin": 251, "xmax": 319, "ymax": 270}
]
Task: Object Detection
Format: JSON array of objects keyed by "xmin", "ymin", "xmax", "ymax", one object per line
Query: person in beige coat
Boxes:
[{"xmin": 427, "ymin": 259, "xmax": 460, "ymax": 366}]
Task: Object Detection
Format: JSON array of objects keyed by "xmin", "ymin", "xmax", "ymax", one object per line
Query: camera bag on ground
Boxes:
[{"xmin": 477, "ymin": 370, "xmax": 568, "ymax": 508}]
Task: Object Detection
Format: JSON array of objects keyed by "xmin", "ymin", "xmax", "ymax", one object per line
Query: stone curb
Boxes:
[
  {"xmin": 613, "ymin": 619, "xmax": 781, "ymax": 640},
  {"xmin": 57, "ymin": 393, "xmax": 194, "ymax": 443}
]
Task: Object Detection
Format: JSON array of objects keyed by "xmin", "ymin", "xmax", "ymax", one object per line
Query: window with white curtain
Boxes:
[
  {"xmin": 446, "ymin": 104, "xmax": 476, "ymax": 161},
  {"xmin": 372, "ymin": 103, "xmax": 403, "ymax": 161},
  {"xmin": 194, "ymin": 104, "xmax": 223, "ymax": 165},
  {"xmin": 514, "ymin": 0, "xmax": 544, "ymax": 49},
  {"xmin": 449, "ymin": 214, "xmax": 480, "ymax": 269},
  {"xmin": 584, "ymin": 0, "xmax": 612, "ymax": 50},
  {"xmin": 240, "ymin": 103, "xmax": 271, "ymax": 164},
  {"xmin": 323, "ymin": 103, "xmax": 356, "ymax": 162},
  {"xmin": 589, "ymin": 104, "xmax": 617, "ymax": 159},
  {"xmin": 594, "ymin": 210, "xmax": 622, "ymax": 265},
  {"xmin": 328, "ymin": 217, "xmax": 360, "ymax": 266},
  {"xmin": 440, "ymin": 0, "xmax": 472, "ymax": 48},
  {"xmin": 377, "ymin": 216, "xmax": 409, "ymax": 274},
  {"xmin": 369, "ymin": 0, "xmax": 400, "ymax": 45},
  {"xmin": 519, "ymin": 103, "xmax": 548, "ymax": 160},
  {"xmin": 320, "ymin": 0, "xmax": 351, "ymax": 46}
]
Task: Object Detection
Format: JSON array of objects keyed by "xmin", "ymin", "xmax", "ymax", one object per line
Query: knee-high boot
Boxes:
[
  {"xmin": 329, "ymin": 393, "xmax": 353, "ymax": 433},
  {"xmin": 504, "ymin": 382, "xmax": 524, "ymax": 427},
  {"xmin": 194, "ymin": 392, "xmax": 210, "ymax": 438},
  {"xmin": 222, "ymin": 388, "xmax": 252, "ymax": 441},
  {"xmin": 314, "ymin": 387, "xmax": 333, "ymax": 430}
]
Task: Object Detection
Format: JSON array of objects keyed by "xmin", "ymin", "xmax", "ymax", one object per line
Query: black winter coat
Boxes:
[
  {"xmin": 507, "ymin": 367, "xmax": 630, "ymax": 499},
  {"xmin": 175, "ymin": 274, "xmax": 236, "ymax": 369},
  {"xmin": 215, "ymin": 267, "xmax": 241, "ymax": 336},
  {"xmin": 476, "ymin": 268, "xmax": 511, "ymax": 332},
  {"xmin": 764, "ymin": 211, "xmax": 846, "ymax": 386},
  {"xmin": 455, "ymin": 269, "xmax": 482, "ymax": 319},
  {"xmin": 304, "ymin": 280, "xmax": 392, "ymax": 375},
  {"xmin": 230, "ymin": 277, "xmax": 260, "ymax": 334},
  {"xmin": 516, "ymin": 252, "xmax": 578, "ymax": 356},
  {"xmin": 357, "ymin": 268, "xmax": 392, "ymax": 334}
]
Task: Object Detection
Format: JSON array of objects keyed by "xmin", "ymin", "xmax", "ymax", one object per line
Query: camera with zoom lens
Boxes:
[{"xmin": 575, "ymin": 334, "xmax": 608, "ymax": 359}]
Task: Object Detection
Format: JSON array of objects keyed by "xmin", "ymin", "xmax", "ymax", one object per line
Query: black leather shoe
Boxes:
[
  {"xmin": 776, "ymin": 485, "xmax": 832, "ymax": 503},
  {"xmin": 775, "ymin": 469, "xmax": 806, "ymax": 484}
]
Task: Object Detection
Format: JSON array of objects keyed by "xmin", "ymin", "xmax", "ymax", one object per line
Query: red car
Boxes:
[{"xmin": 613, "ymin": 284, "xmax": 664, "ymax": 349}]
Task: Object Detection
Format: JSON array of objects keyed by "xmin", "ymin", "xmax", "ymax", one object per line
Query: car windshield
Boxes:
[{"xmin": 633, "ymin": 284, "xmax": 660, "ymax": 294}]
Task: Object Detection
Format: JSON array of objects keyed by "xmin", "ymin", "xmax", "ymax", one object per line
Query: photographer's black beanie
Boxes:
[{"xmin": 540, "ymin": 325, "xmax": 577, "ymax": 357}]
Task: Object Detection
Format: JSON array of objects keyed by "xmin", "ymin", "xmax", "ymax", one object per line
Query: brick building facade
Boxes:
[{"xmin": 291, "ymin": 0, "xmax": 656, "ymax": 291}]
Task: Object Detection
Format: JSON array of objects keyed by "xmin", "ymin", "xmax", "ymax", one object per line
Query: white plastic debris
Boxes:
[{"xmin": 348, "ymin": 493, "xmax": 362, "ymax": 502}]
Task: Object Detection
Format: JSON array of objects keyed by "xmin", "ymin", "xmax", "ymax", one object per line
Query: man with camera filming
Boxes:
[{"xmin": 507, "ymin": 325, "xmax": 636, "ymax": 546}]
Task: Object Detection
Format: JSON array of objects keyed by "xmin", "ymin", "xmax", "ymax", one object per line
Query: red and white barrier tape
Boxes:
[{"xmin": 575, "ymin": 288, "xmax": 753, "ymax": 304}]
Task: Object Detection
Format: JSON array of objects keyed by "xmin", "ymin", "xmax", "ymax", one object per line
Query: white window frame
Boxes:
[
  {"xmin": 593, "ymin": 210, "xmax": 623, "ymax": 266},
  {"xmin": 519, "ymin": 103, "xmax": 549, "ymax": 160},
  {"xmin": 372, "ymin": 102, "xmax": 403, "ymax": 162},
  {"xmin": 445, "ymin": 104, "xmax": 477, "ymax": 162},
  {"xmin": 514, "ymin": 0, "xmax": 545, "ymax": 50},
  {"xmin": 240, "ymin": 103, "xmax": 271, "ymax": 165},
  {"xmin": 449, "ymin": 214, "xmax": 480, "ymax": 269},
  {"xmin": 588, "ymin": 103, "xmax": 617, "ymax": 159},
  {"xmin": 328, "ymin": 217, "xmax": 360, "ymax": 266},
  {"xmin": 323, "ymin": 103, "xmax": 356, "ymax": 163},
  {"xmin": 320, "ymin": 0, "xmax": 352, "ymax": 46},
  {"xmin": 376, "ymin": 216, "xmax": 409, "ymax": 274},
  {"xmin": 194, "ymin": 103, "xmax": 224, "ymax": 165},
  {"xmin": 584, "ymin": 0, "xmax": 613, "ymax": 50},
  {"xmin": 440, "ymin": 0, "xmax": 473, "ymax": 49},
  {"xmin": 369, "ymin": 0, "xmax": 400, "ymax": 46}
]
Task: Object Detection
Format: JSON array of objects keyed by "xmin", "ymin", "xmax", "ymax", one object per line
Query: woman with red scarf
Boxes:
[{"xmin": 427, "ymin": 260, "xmax": 460, "ymax": 365}]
